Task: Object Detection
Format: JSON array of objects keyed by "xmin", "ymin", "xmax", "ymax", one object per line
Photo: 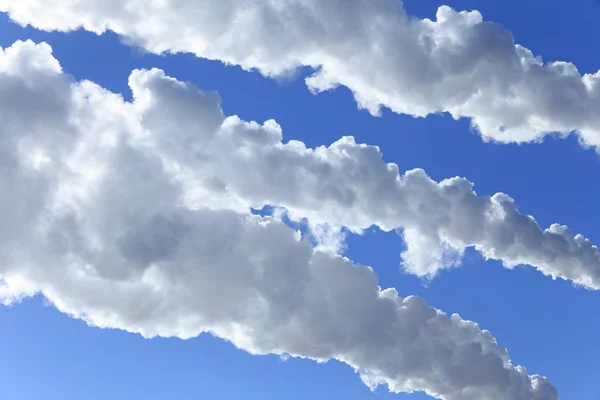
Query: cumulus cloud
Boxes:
[
  {"xmin": 128, "ymin": 52, "xmax": 600, "ymax": 290},
  {"xmin": 0, "ymin": 39, "xmax": 561, "ymax": 400},
  {"xmin": 2, "ymin": 36, "xmax": 600, "ymax": 289},
  {"xmin": 1, "ymin": 0, "xmax": 600, "ymax": 148}
]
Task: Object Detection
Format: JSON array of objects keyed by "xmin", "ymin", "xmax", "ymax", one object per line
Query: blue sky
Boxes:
[{"xmin": 1, "ymin": 1, "xmax": 600, "ymax": 399}]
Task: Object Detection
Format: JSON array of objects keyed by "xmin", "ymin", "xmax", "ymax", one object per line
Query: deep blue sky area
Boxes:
[{"xmin": 1, "ymin": 1, "xmax": 600, "ymax": 399}]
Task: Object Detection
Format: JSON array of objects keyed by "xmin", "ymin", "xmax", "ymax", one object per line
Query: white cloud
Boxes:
[
  {"xmin": 1, "ymin": 1, "xmax": 599, "ymax": 148},
  {"xmin": 0, "ymin": 39, "xmax": 560, "ymax": 399},
  {"xmin": 131, "ymin": 58, "xmax": 600, "ymax": 289},
  {"xmin": 2, "ymin": 38, "xmax": 600, "ymax": 289}
]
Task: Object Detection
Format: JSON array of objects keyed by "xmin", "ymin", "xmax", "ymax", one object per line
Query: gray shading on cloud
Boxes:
[
  {"xmin": 1, "ymin": 0, "xmax": 600, "ymax": 148},
  {"xmin": 0, "ymin": 39, "xmax": 560, "ymax": 400}
]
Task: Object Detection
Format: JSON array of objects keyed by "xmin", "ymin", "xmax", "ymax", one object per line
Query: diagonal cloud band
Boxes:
[
  {"xmin": 0, "ymin": 39, "xmax": 562, "ymax": 400},
  {"xmin": 1, "ymin": 0, "xmax": 600, "ymax": 149}
]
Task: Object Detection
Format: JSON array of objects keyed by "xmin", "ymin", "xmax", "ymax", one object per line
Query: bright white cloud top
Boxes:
[
  {"xmin": 0, "ymin": 39, "xmax": 566, "ymax": 400},
  {"xmin": 1, "ymin": 1, "xmax": 600, "ymax": 149}
]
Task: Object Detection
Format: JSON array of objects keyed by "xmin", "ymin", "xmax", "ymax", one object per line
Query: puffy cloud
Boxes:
[
  {"xmin": 4, "ymin": 213, "xmax": 559, "ymax": 400},
  {"xmin": 128, "ymin": 53, "xmax": 600, "ymax": 289},
  {"xmin": 2, "ymin": 37, "xmax": 600, "ymax": 289},
  {"xmin": 0, "ymin": 39, "xmax": 560, "ymax": 400},
  {"xmin": 1, "ymin": 1, "xmax": 600, "ymax": 148}
]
